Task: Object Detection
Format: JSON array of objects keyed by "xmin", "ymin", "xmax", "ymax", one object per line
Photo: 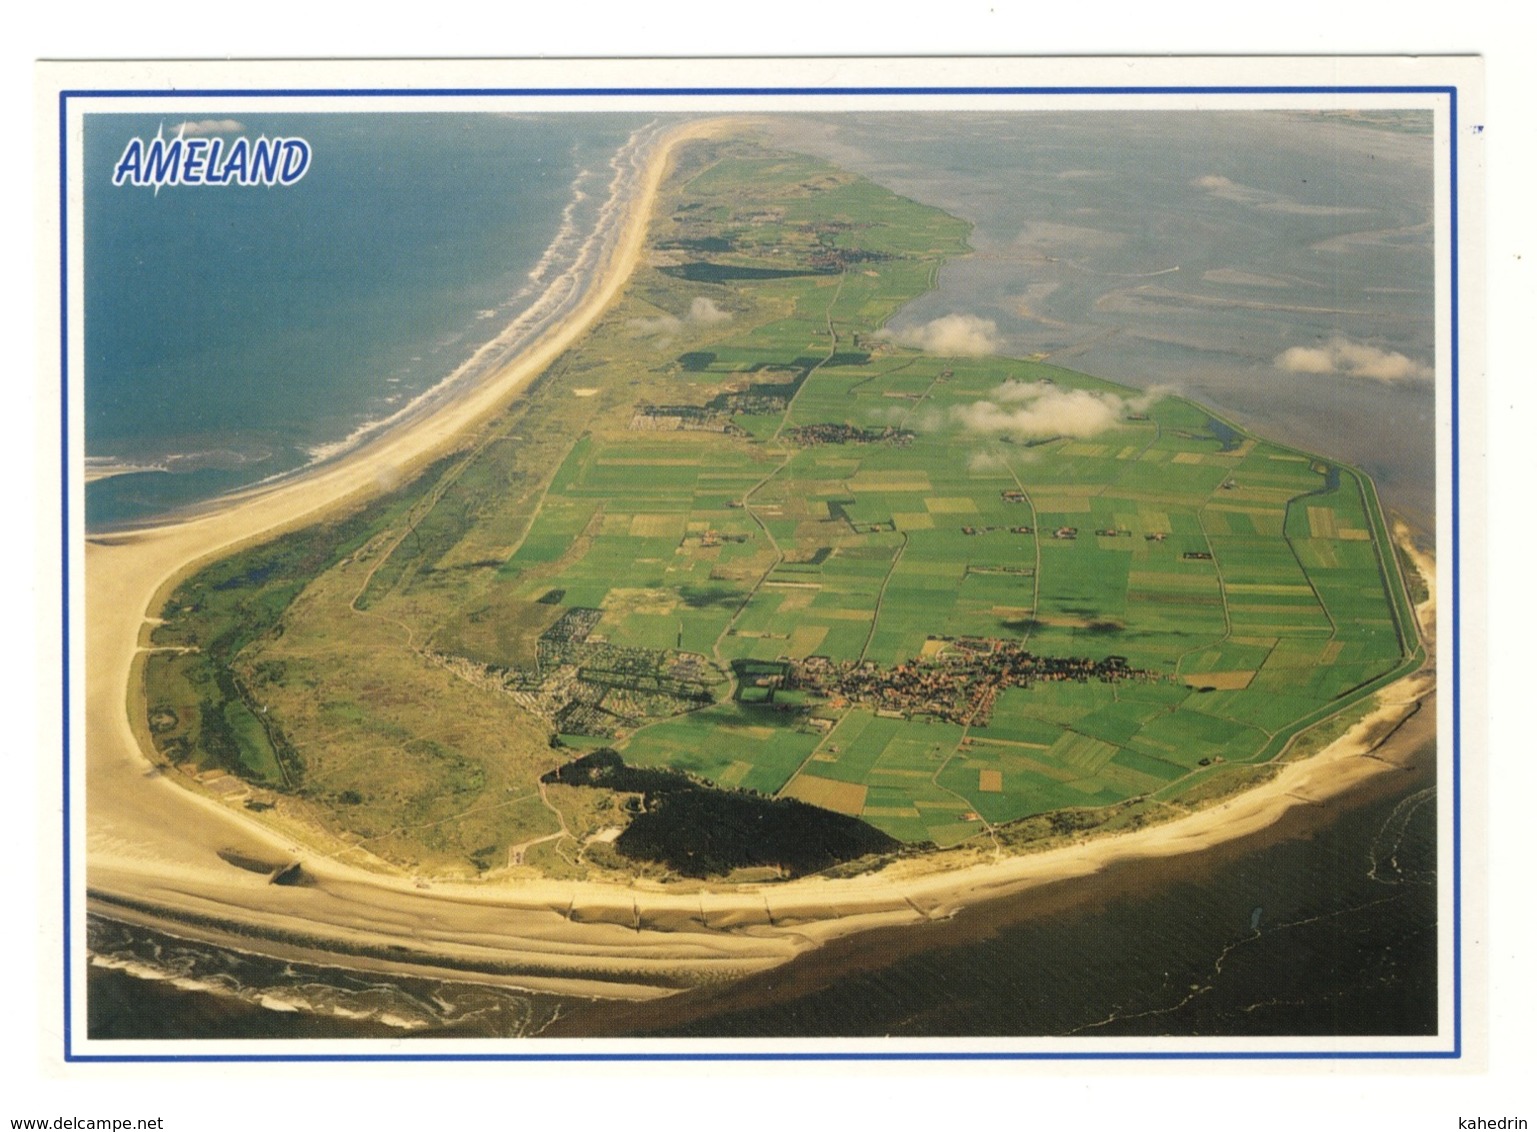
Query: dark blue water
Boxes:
[{"xmin": 83, "ymin": 112, "xmax": 649, "ymax": 526}]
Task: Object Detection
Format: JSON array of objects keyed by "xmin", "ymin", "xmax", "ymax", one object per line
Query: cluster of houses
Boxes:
[
  {"xmin": 785, "ymin": 423, "xmax": 915, "ymax": 447},
  {"xmin": 959, "ymin": 523, "xmax": 1184, "ymax": 544},
  {"xmin": 996, "ymin": 493, "xmax": 1183, "ymax": 545},
  {"xmin": 688, "ymin": 528, "xmax": 751, "ymax": 548},
  {"xmin": 786, "ymin": 641, "xmax": 1150, "ymax": 727},
  {"xmin": 960, "ymin": 524, "xmax": 1034, "ymax": 537},
  {"xmin": 628, "ymin": 403, "xmax": 743, "ymax": 435},
  {"xmin": 508, "ymin": 607, "xmax": 722, "ymax": 738}
]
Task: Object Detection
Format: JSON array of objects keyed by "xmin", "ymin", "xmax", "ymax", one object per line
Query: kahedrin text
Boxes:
[{"xmin": 112, "ymin": 135, "xmax": 311, "ymax": 188}]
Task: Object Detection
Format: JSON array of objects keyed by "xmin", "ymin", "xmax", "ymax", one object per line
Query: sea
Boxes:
[
  {"xmin": 83, "ymin": 112, "xmax": 655, "ymax": 527},
  {"xmin": 554, "ymin": 717, "xmax": 1438, "ymax": 1039},
  {"xmin": 758, "ymin": 111, "xmax": 1437, "ymax": 529},
  {"xmin": 80, "ymin": 110, "xmax": 1443, "ymax": 1043}
]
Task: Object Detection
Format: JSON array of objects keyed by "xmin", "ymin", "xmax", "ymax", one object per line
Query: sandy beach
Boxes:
[{"xmin": 83, "ymin": 117, "xmax": 1440, "ymax": 1007}]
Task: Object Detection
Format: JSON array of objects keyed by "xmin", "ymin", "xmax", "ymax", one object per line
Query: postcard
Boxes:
[{"xmin": 33, "ymin": 56, "xmax": 1485, "ymax": 1085}]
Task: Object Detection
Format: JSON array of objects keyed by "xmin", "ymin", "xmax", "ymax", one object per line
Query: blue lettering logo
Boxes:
[{"xmin": 112, "ymin": 124, "xmax": 311, "ymax": 189}]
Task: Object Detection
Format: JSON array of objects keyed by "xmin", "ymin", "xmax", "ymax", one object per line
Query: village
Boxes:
[
  {"xmin": 472, "ymin": 606, "xmax": 730, "ymax": 738},
  {"xmin": 783, "ymin": 639, "xmax": 1155, "ymax": 728},
  {"xmin": 628, "ymin": 402, "xmax": 745, "ymax": 435},
  {"xmin": 784, "ymin": 422, "xmax": 915, "ymax": 447}
]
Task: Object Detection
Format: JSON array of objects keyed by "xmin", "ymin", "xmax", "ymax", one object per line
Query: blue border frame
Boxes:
[{"xmin": 58, "ymin": 80, "xmax": 1463, "ymax": 1064}]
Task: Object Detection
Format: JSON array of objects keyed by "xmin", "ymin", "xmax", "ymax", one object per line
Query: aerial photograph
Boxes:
[{"xmin": 75, "ymin": 102, "xmax": 1445, "ymax": 1045}]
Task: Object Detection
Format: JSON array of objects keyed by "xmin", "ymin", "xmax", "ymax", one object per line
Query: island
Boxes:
[{"xmin": 85, "ymin": 120, "xmax": 1435, "ymax": 1014}]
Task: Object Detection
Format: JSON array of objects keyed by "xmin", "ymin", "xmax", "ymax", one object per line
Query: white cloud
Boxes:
[
  {"xmin": 688, "ymin": 297, "xmax": 732, "ymax": 324},
  {"xmin": 946, "ymin": 381, "xmax": 1167, "ymax": 441},
  {"xmin": 630, "ymin": 297, "xmax": 733, "ymax": 338},
  {"xmin": 1274, "ymin": 336, "xmax": 1432, "ymax": 383},
  {"xmin": 879, "ymin": 313, "xmax": 1003, "ymax": 357},
  {"xmin": 174, "ymin": 119, "xmax": 245, "ymax": 136},
  {"xmin": 629, "ymin": 314, "xmax": 683, "ymax": 336}
]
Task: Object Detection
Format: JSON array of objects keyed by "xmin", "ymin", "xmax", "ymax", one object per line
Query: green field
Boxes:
[{"xmin": 142, "ymin": 134, "xmax": 1425, "ymax": 875}]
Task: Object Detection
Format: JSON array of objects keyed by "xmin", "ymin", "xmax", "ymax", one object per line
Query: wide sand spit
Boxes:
[{"xmin": 82, "ymin": 119, "xmax": 1441, "ymax": 1003}]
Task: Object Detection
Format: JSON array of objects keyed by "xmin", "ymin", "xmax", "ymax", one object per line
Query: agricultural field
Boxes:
[{"xmin": 142, "ymin": 136, "xmax": 1424, "ymax": 876}]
